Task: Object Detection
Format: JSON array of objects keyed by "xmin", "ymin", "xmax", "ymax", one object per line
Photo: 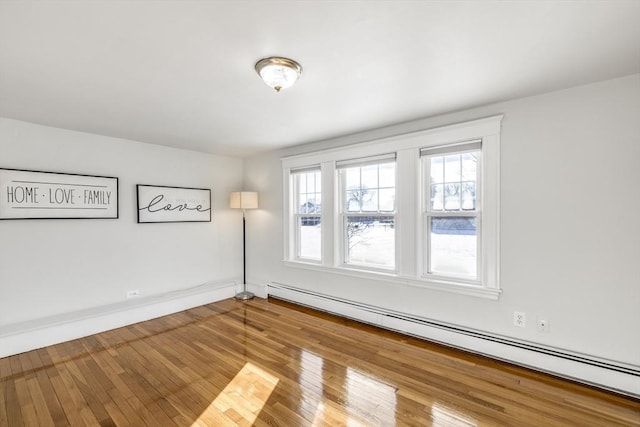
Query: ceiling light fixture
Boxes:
[{"xmin": 255, "ymin": 57, "xmax": 302, "ymax": 92}]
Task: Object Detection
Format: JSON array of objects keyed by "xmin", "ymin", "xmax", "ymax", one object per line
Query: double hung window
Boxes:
[
  {"xmin": 291, "ymin": 167, "xmax": 322, "ymax": 261},
  {"xmin": 421, "ymin": 141, "xmax": 481, "ymax": 281},
  {"xmin": 337, "ymin": 154, "xmax": 396, "ymax": 270}
]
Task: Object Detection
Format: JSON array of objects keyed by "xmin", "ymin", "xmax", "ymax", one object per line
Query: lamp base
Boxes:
[{"xmin": 234, "ymin": 291, "xmax": 255, "ymax": 301}]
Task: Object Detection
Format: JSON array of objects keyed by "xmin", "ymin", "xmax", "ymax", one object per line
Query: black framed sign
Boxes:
[
  {"xmin": 137, "ymin": 184, "xmax": 211, "ymax": 223},
  {"xmin": 0, "ymin": 168, "xmax": 118, "ymax": 220}
]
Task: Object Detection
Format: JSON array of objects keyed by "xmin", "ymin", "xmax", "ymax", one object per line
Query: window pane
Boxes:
[
  {"xmin": 378, "ymin": 188, "xmax": 395, "ymax": 212},
  {"xmin": 427, "ymin": 151, "xmax": 478, "ymax": 213},
  {"xmin": 444, "ymin": 154, "xmax": 461, "ymax": 182},
  {"xmin": 429, "ymin": 217, "xmax": 476, "ymax": 278},
  {"xmin": 345, "ymin": 168, "xmax": 360, "ymax": 190},
  {"xmin": 461, "ymin": 182, "xmax": 475, "ymax": 210},
  {"xmin": 346, "ymin": 216, "xmax": 395, "ymax": 269},
  {"xmin": 342, "ymin": 162, "xmax": 395, "ymax": 214},
  {"xmin": 296, "ymin": 171, "xmax": 321, "ymax": 214},
  {"xmin": 299, "ymin": 217, "xmax": 321, "ymax": 260},
  {"xmin": 430, "ymin": 184, "xmax": 444, "ymax": 211},
  {"xmin": 299, "ymin": 196, "xmax": 321, "ymax": 213},
  {"xmin": 430, "ymin": 157, "xmax": 444, "ymax": 184},
  {"xmin": 379, "ymin": 163, "xmax": 395, "ymax": 188},
  {"xmin": 461, "ymin": 153, "xmax": 477, "ymax": 181},
  {"xmin": 361, "ymin": 164, "xmax": 378, "ymax": 189},
  {"xmin": 298, "ymin": 173, "xmax": 307, "ymax": 193},
  {"xmin": 361, "ymin": 189, "xmax": 378, "ymax": 212},
  {"xmin": 346, "ymin": 188, "xmax": 362, "ymax": 212},
  {"xmin": 444, "ymin": 183, "xmax": 460, "ymax": 210}
]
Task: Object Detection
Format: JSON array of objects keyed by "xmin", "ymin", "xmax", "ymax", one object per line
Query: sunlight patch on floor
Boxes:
[{"xmin": 192, "ymin": 362, "xmax": 279, "ymax": 427}]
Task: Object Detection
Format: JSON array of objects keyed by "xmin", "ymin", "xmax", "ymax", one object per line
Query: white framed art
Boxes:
[
  {"xmin": 0, "ymin": 168, "xmax": 118, "ymax": 220},
  {"xmin": 136, "ymin": 184, "xmax": 211, "ymax": 223}
]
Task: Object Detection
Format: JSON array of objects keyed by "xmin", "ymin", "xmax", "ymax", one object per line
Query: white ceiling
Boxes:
[{"xmin": 0, "ymin": 1, "xmax": 638, "ymax": 157}]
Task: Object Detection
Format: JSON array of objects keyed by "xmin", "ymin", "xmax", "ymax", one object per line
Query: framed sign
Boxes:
[
  {"xmin": 137, "ymin": 184, "xmax": 211, "ymax": 223},
  {"xmin": 0, "ymin": 168, "xmax": 118, "ymax": 220}
]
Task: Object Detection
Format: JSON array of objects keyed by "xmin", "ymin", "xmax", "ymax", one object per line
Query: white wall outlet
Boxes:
[
  {"xmin": 126, "ymin": 289, "xmax": 140, "ymax": 299},
  {"xmin": 537, "ymin": 318, "xmax": 550, "ymax": 333},
  {"xmin": 513, "ymin": 311, "xmax": 526, "ymax": 327}
]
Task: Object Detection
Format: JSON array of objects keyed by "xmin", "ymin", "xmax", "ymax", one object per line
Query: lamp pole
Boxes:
[
  {"xmin": 230, "ymin": 191, "xmax": 257, "ymax": 301},
  {"xmin": 242, "ymin": 210, "xmax": 247, "ymax": 286},
  {"xmin": 235, "ymin": 208, "xmax": 254, "ymax": 300}
]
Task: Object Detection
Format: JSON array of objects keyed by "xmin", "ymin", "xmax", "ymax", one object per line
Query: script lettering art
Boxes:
[{"xmin": 136, "ymin": 185, "xmax": 211, "ymax": 223}]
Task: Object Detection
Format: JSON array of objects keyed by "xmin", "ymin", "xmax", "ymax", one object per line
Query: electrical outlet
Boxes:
[
  {"xmin": 126, "ymin": 289, "xmax": 140, "ymax": 299},
  {"xmin": 537, "ymin": 318, "xmax": 550, "ymax": 333},
  {"xmin": 513, "ymin": 311, "xmax": 526, "ymax": 327}
]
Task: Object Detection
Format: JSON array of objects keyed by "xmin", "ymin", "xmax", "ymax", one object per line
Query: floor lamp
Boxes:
[{"xmin": 230, "ymin": 191, "xmax": 258, "ymax": 300}]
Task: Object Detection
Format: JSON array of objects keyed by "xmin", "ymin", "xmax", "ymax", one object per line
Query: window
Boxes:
[
  {"xmin": 282, "ymin": 115, "xmax": 501, "ymax": 299},
  {"xmin": 421, "ymin": 141, "xmax": 481, "ymax": 280},
  {"xmin": 292, "ymin": 167, "xmax": 322, "ymax": 261},
  {"xmin": 337, "ymin": 154, "xmax": 396, "ymax": 270}
]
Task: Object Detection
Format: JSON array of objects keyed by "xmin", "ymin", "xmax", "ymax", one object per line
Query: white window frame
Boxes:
[
  {"xmin": 421, "ymin": 141, "xmax": 482, "ymax": 284},
  {"xmin": 337, "ymin": 155, "xmax": 397, "ymax": 272},
  {"xmin": 290, "ymin": 166, "xmax": 322, "ymax": 263},
  {"xmin": 282, "ymin": 115, "xmax": 502, "ymax": 300}
]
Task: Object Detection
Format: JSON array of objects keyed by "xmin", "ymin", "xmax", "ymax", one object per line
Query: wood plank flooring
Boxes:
[{"xmin": 1, "ymin": 297, "xmax": 639, "ymax": 426}]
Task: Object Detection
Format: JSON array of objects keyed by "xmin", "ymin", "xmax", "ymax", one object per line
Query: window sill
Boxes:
[{"xmin": 282, "ymin": 260, "xmax": 501, "ymax": 300}]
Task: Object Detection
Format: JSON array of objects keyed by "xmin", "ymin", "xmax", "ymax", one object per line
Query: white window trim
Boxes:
[
  {"xmin": 337, "ymin": 158, "xmax": 397, "ymax": 272},
  {"xmin": 290, "ymin": 168, "xmax": 322, "ymax": 263},
  {"xmin": 282, "ymin": 115, "xmax": 502, "ymax": 300},
  {"xmin": 420, "ymin": 143, "xmax": 482, "ymax": 283}
]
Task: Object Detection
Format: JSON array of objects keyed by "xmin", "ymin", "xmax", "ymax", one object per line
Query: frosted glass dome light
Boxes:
[{"xmin": 255, "ymin": 57, "xmax": 302, "ymax": 92}]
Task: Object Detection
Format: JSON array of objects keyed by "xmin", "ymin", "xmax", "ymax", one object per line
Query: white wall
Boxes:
[
  {"xmin": 1, "ymin": 74, "xmax": 637, "ymax": 392},
  {"xmin": 243, "ymin": 75, "xmax": 640, "ymax": 373},
  {"xmin": 0, "ymin": 118, "xmax": 244, "ymax": 326}
]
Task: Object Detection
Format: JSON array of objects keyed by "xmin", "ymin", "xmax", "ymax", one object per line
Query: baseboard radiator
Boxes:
[{"xmin": 267, "ymin": 282, "xmax": 640, "ymax": 398}]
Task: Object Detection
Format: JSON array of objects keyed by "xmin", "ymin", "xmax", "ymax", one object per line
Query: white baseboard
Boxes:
[
  {"xmin": 268, "ymin": 282, "xmax": 640, "ymax": 398},
  {"xmin": 242, "ymin": 282, "xmax": 269, "ymax": 299},
  {"xmin": 0, "ymin": 281, "xmax": 237, "ymax": 358}
]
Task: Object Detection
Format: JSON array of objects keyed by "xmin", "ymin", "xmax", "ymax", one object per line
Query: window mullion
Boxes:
[{"xmin": 320, "ymin": 161, "xmax": 334, "ymax": 267}]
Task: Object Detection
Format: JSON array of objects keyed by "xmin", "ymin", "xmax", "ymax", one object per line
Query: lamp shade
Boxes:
[{"xmin": 230, "ymin": 191, "xmax": 258, "ymax": 209}]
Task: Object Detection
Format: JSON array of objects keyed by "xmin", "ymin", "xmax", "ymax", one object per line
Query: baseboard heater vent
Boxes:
[{"xmin": 268, "ymin": 282, "xmax": 640, "ymax": 389}]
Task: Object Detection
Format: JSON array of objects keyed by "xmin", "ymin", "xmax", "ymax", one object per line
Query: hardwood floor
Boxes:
[{"xmin": 1, "ymin": 297, "xmax": 639, "ymax": 426}]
